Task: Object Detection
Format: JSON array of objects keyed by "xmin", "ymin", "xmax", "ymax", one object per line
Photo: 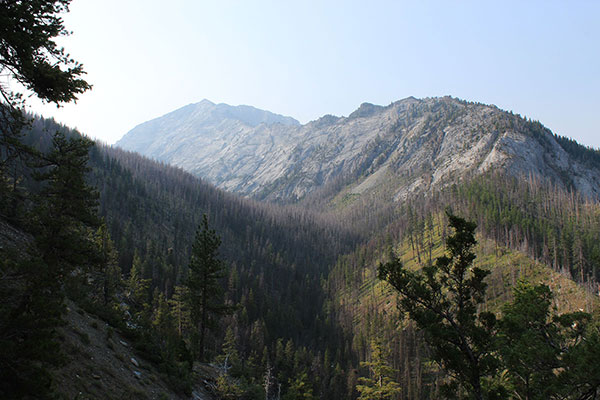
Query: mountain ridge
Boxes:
[{"xmin": 116, "ymin": 96, "xmax": 600, "ymax": 202}]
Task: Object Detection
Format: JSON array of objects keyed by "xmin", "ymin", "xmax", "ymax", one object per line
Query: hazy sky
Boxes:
[{"xmin": 29, "ymin": 0, "xmax": 600, "ymax": 148}]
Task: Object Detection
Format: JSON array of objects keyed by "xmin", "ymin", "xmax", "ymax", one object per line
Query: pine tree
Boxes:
[
  {"xmin": 169, "ymin": 285, "xmax": 192, "ymax": 338},
  {"xmin": 378, "ymin": 212, "xmax": 498, "ymax": 400},
  {"xmin": 34, "ymin": 131, "xmax": 100, "ymax": 282},
  {"xmin": 0, "ymin": 0, "xmax": 91, "ymax": 220},
  {"xmin": 217, "ymin": 326, "xmax": 241, "ymax": 376},
  {"xmin": 0, "ymin": 253, "xmax": 63, "ymax": 398},
  {"xmin": 498, "ymin": 283, "xmax": 559, "ymax": 399},
  {"xmin": 152, "ymin": 292, "xmax": 174, "ymax": 339},
  {"xmin": 186, "ymin": 214, "xmax": 230, "ymax": 361},
  {"xmin": 0, "ymin": 130, "xmax": 99, "ymax": 398},
  {"xmin": 356, "ymin": 338, "xmax": 401, "ymax": 400},
  {"xmin": 128, "ymin": 252, "xmax": 151, "ymax": 324},
  {"xmin": 284, "ymin": 371, "xmax": 315, "ymax": 400},
  {"xmin": 94, "ymin": 222, "xmax": 121, "ymax": 305},
  {"xmin": 498, "ymin": 282, "xmax": 600, "ymax": 399}
]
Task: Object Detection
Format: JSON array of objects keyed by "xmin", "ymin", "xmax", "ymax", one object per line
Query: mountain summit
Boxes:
[
  {"xmin": 116, "ymin": 96, "xmax": 600, "ymax": 202},
  {"xmin": 117, "ymin": 99, "xmax": 299, "ymax": 158}
]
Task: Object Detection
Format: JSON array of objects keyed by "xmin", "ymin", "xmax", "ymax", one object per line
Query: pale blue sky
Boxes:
[{"xmin": 30, "ymin": 0, "xmax": 600, "ymax": 148}]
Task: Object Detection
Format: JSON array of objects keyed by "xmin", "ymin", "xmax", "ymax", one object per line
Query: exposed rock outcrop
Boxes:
[{"xmin": 116, "ymin": 97, "xmax": 600, "ymax": 202}]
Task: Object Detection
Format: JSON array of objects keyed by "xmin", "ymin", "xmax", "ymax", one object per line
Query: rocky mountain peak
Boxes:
[
  {"xmin": 211, "ymin": 102, "xmax": 300, "ymax": 127},
  {"xmin": 116, "ymin": 97, "xmax": 600, "ymax": 203},
  {"xmin": 348, "ymin": 102, "xmax": 385, "ymax": 119}
]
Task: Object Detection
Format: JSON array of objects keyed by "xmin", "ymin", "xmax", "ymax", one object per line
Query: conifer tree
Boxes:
[
  {"xmin": 0, "ymin": 0, "xmax": 90, "ymax": 220},
  {"xmin": 218, "ymin": 326, "xmax": 241, "ymax": 375},
  {"xmin": 128, "ymin": 252, "xmax": 151, "ymax": 323},
  {"xmin": 0, "ymin": 130, "xmax": 99, "ymax": 398},
  {"xmin": 499, "ymin": 282, "xmax": 600, "ymax": 400},
  {"xmin": 170, "ymin": 285, "xmax": 192, "ymax": 338},
  {"xmin": 95, "ymin": 222, "xmax": 121, "ymax": 305},
  {"xmin": 356, "ymin": 338, "xmax": 401, "ymax": 400},
  {"xmin": 152, "ymin": 292, "xmax": 174, "ymax": 339},
  {"xmin": 284, "ymin": 372, "xmax": 315, "ymax": 400},
  {"xmin": 186, "ymin": 214, "xmax": 230, "ymax": 361},
  {"xmin": 34, "ymin": 131, "xmax": 100, "ymax": 282},
  {"xmin": 378, "ymin": 212, "xmax": 498, "ymax": 400},
  {"xmin": 0, "ymin": 253, "xmax": 63, "ymax": 398},
  {"xmin": 497, "ymin": 282, "xmax": 559, "ymax": 399}
]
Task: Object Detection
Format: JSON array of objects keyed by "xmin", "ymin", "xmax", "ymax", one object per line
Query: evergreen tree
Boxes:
[
  {"xmin": 497, "ymin": 283, "xmax": 560, "ymax": 399},
  {"xmin": 0, "ymin": 0, "xmax": 90, "ymax": 220},
  {"xmin": 217, "ymin": 326, "xmax": 241, "ymax": 376},
  {"xmin": 378, "ymin": 212, "xmax": 498, "ymax": 400},
  {"xmin": 152, "ymin": 292, "xmax": 174, "ymax": 339},
  {"xmin": 283, "ymin": 372, "xmax": 315, "ymax": 400},
  {"xmin": 0, "ymin": 130, "xmax": 99, "ymax": 398},
  {"xmin": 94, "ymin": 222, "xmax": 121, "ymax": 305},
  {"xmin": 0, "ymin": 253, "xmax": 63, "ymax": 398},
  {"xmin": 0, "ymin": 0, "xmax": 90, "ymax": 105},
  {"xmin": 499, "ymin": 282, "xmax": 600, "ymax": 400},
  {"xmin": 127, "ymin": 252, "xmax": 151, "ymax": 324},
  {"xmin": 169, "ymin": 285, "xmax": 192, "ymax": 338},
  {"xmin": 186, "ymin": 214, "xmax": 230, "ymax": 361},
  {"xmin": 34, "ymin": 131, "xmax": 100, "ymax": 282},
  {"xmin": 356, "ymin": 338, "xmax": 401, "ymax": 400}
]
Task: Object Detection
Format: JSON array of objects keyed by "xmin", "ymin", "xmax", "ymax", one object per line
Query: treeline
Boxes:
[
  {"xmin": 554, "ymin": 133, "xmax": 600, "ymax": 169},
  {"xmin": 446, "ymin": 173, "xmax": 600, "ymax": 287}
]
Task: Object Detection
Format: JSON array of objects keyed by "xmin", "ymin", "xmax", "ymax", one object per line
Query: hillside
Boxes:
[
  {"xmin": 328, "ymin": 210, "xmax": 599, "ymax": 399},
  {"xmin": 117, "ymin": 97, "xmax": 600, "ymax": 203},
  {"xmin": 2, "ymin": 112, "xmax": 600, "ymax": 399},
  {"xmin": 4, "ymin": 3, "xmax": 599, "ymax": 397},
  {"xmin": 54, "ymin": 301, "xmax": 217, "ymax": 400},
  {"xmin": 2, "ymin": 117, "xmax": 359, "ymax": 399}
]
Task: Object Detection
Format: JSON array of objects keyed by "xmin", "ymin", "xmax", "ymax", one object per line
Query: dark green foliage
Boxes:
[
  {"xmin": 33, "ymin": 132, "xmax": 100, "ymax": 278},
  {"xmin": 0, "ymin": 253, "xmax": 64, "ymax": 399},
  {"xmin": 498, "ymin": 282, "xmax": 600, "ymax": 400},
  {"xmin": 554, "ymin": 134, "xmax": 600, "ymax": 169},
  {"xmin": 0, "ymin": 131, "xmax": 99, "ymax": 398},
  {"xmin": 283, "ymin": 372, "xmax": 315, "ymax": 400},
  {"xmin": 378, "ymin": 213, "xmax": 498, "ymax": 400},
  {"xmin": 186, "ymin": 214, "xmax": 230, "ymax": 361},
  {"xmin": 375, "ymin": 212, "xmax": 600, "ymax": 399},
  {"xmin": 0, "ymin": 0, "xmax": 90, "ymax": 223},
  {"xmin": 0, "ymin": 15, "xmax": 94, "ymax": 399},
  {"xmin": 9, "ymin": 118, "xmax": 356, "ymax": 399},
  {"xmin": 497, "ymin": 283, "xmax": 559, "ymax": 399},
  {"xmin": 94, "ymin": 223, "xmax": 121, "ymax": 305},
  {"xmin": 449, "ymin": 173, "xmax": 600, "ymax": 284},
  {"xmin": 2, "ymin": 101, "xmax": 597, "ymax": 399},
  {"xmin": 0, "ymin": 0, "xmax": 90, "ymax": 105}
]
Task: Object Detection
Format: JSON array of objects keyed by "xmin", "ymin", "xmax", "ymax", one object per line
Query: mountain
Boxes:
[
  {"xmin": 5, "ymin": 114, "xmax": 600, "ymax": 399},
  {"xmin": 117, "ymin": 96, "xmax": 600, "ymax": 202},
  {"xmin": 116, "ymin": 99, "xmax": 301, "ymax": 195}
]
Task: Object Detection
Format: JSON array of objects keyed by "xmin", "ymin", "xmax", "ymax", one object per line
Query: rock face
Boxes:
[{"xmin": 116, "ymin": 96, "xmax": 600, "ymax": 202}]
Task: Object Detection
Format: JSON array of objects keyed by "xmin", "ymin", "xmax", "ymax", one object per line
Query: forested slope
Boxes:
[
  {"xmin": 15, "ymin": 117, "xmax": 361, "ymax": 398},
  {"xmin": 4, "ymin": 115, "xmax": 600, "ymax": 399}
]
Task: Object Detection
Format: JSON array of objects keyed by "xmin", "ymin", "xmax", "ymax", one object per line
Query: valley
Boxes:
[
  {"xmin": 2, "ymin": 2, "xmax": 599, "ymax": 399},
  {"xmin": 2, "ymin": 100, "xmax": 600, "ymax": 399}
]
